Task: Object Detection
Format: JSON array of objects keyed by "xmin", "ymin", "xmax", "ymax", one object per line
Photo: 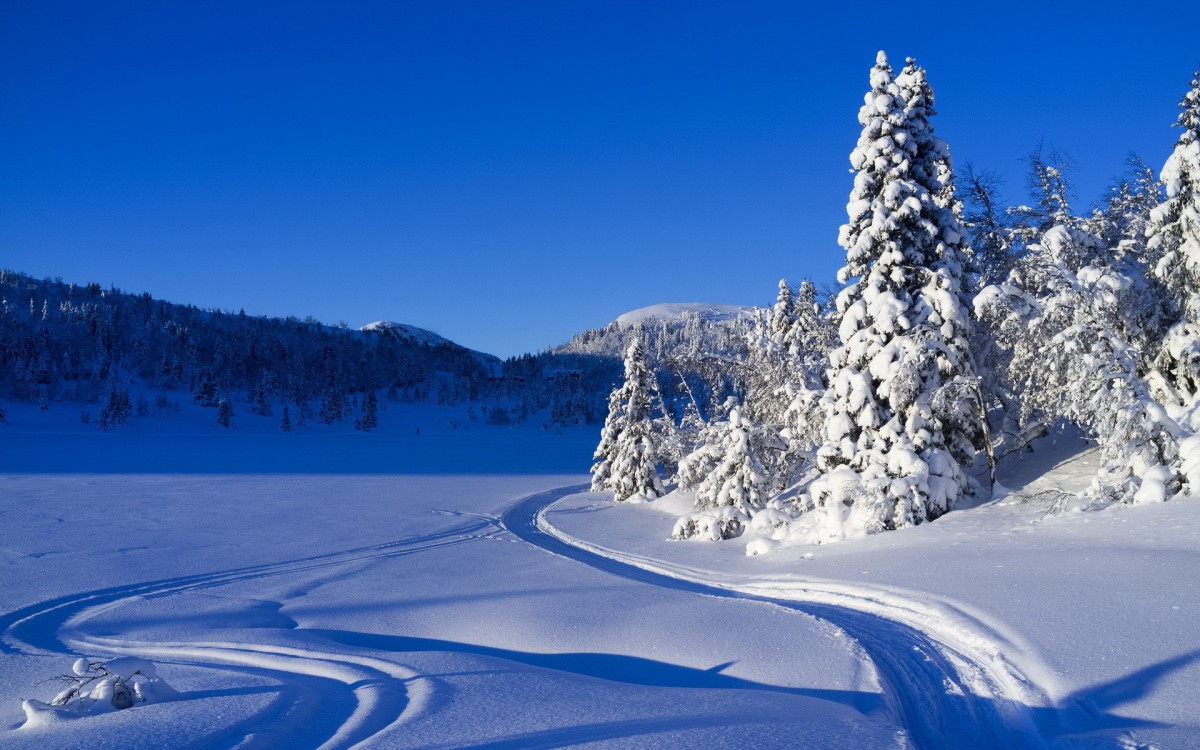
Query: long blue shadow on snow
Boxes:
[{"xmin": 307, "ymin": 628, "xmax": 880, "ymax": 713}]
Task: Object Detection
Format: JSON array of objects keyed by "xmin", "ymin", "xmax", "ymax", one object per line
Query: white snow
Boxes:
[
  {"xmin": 1, "ymin": 407, "xmax": 1198, "ymax": 747},
  {"xmin": 0, "ymin": 403, "xmax": 894, "ymax": 748},
  {"xmin": 547, "ymin": 430, "xmax": 1200, "ymax": 748}
]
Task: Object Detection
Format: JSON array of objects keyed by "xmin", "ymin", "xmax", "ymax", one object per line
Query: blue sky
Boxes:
[{"xmin": 3, "ymin": 2, "xmax": 1198, "ymax": 357}]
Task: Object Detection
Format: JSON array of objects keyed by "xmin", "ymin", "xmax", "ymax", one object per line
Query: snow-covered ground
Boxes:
[
  {"xmin": 547, "ymin": 431, "xmax": 1200, "ymax": 749},
  {"xmin": 2, "ymin": 406, "xmax": 1197, "ymax": 748}
]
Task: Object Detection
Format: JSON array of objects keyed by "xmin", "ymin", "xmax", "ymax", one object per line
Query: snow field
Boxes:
[
  {"xmin": 547, "ymin": 436, "xmax": 1200, "ymax": 748},
  {"xmin": 0, "ymin": 420, "xmax": 898, "ymax": 748}
]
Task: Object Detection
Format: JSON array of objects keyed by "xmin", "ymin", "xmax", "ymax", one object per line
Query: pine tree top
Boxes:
[{"xmin": 1176, "ymin": 67, "xmax": 1200, "ymax": 143}]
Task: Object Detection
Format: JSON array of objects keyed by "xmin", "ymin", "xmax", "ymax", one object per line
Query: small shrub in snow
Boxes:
[
  {"xmin": 22, "ymin": 657, "xmax": 176, "ymax": 727},
  {"xmin": 672, "ymin": 507, "xmax": 748, "ymax": 541}
]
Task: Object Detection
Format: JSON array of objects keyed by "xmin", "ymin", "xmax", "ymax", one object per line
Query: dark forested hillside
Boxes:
[
  {"xmin": 0, "ymin": 270, "xmax": 765, "ymax": 431},
  {"xmin": 0, "ymin": 270, "xmax": 568, "ymax": 427}
]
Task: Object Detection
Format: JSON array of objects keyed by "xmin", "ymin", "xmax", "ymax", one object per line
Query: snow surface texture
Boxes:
[
  {"xmin": 1, "ymin": 408, "xmax": 893, "ymax": 748},
  {"xmin": 552, "ymin": 432, "xmax": 1200, "ymax": 749},
  {"xmin": 614, "ymin": 302, "xmax": 758, "ymax": 327},
  {"xmin": 2, "ymin": 411, "xmax": 1197, "ymax": 747}
]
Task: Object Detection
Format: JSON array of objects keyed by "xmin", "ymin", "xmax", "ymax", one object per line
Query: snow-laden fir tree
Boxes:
[
  {"xmin": 692, "ymin": 406, "xmax": 770, "ymax": 514},
  {"xmin": 737, "ymin": 282, "xmax": 829, "ymax": 492},
  {"xmin": 1148, "ymin": 68, "xmax": 1200, "ymax": 406},
  {"xmin": 808, "ymin": 52, "xmax": 978, "ymax": 540},
  {"xmin": 975, "ymin": 223, "xmax": 1184, "ymax": 503},
  {"xmin": 98, "ymin": 378, "xmax": 132, "ymax": 431},
  {"xmin": 355, "ymin": 390, "xmax": 378, "ymax": 431},
  {"xmin": 590, "ymin": 336, "xmax": 665, "ymax": 501},
  {"xmin": 672, "ymin": 405, "xmax": 773, "ymax": 542},
  {"xmin": 897, "ymin": 58, "xmax": 982, "ymax": 466}
]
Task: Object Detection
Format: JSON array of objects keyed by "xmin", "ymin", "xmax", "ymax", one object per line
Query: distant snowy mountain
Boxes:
[
  {"xmin": 360, "ymin": 320, "xmax": 458, "ymax": 348},
  {"xmin": 360, "ymin": 321, "xmax": 500, "ymax": 366},
  {"xmin": 614, "ymin": 302, "xmax": 759, "ymax": 327}
]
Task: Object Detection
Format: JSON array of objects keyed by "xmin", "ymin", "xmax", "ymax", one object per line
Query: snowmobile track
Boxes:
[{"xmin": 502, "ymin": 485, "xmax": 1049, "ymax": 750}]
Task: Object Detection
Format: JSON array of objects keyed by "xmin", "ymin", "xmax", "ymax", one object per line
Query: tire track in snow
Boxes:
[
  {"xmin": 1, "ymin": 521, "xmax": 492, "ymax": 748},
  {"xmin": 502, "ymin": 485, "xmax": 1052, "ymax": 750}
]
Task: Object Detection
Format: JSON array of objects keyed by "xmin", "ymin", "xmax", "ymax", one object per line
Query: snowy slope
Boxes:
[
  {"xmin": 359, "ymin": 320, "xmax": 500, "ymax": 365},
  {"xmin": 614, "ymin": 302, "xmax": 758, "ymax": 327}
]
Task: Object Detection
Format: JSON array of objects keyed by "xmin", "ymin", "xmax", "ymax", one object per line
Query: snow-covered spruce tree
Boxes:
[
  {"xmin": 693, "ymin": 406, "xmax": 770, "ymax": 513},
  {"xmin": 738, "ymin": 293, "xmax": 825, "ymax": 493},
  {"xmin": 897, "ymin": 57, "xmax": 983, "ymax": 466},
  {"xmin": 590, "ymin": 336, "xmax": 665, "ymax": 501},
  {"xmin": 769, "ymin": 278, "xmax": 796, "ymax": 344},
  {"xmin": 97, "ymin": 378, "xmax": 132, "ymax": 431},
  {"xmin": 975, "ymin": 223, "xmax": 1183, "ymax": 503},
  {"xmin": 673, "ymin": 406, "xmax": 773, "ymax": 541},
  {"xmin": 808, "ymin": 52, "xmax": 979, "ymax": 540},
  {"xmin": 355, "ymin": 389, "xmax": 378, "ymax": 431},
  {"xmin": 1148, "ymin": 68, "xmax": 1200, "ymax": 407}
]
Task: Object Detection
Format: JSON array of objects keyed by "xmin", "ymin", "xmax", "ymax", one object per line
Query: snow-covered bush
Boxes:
[
  {"xmin": 22, "ymin": 657, "xmax": 176, "ymax": 728},
  {"xmin": 672, "ymin": 506, "xmax": 748, "ymax": 541}
]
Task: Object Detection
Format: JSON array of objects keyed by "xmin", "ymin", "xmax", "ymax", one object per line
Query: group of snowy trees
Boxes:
[
  {"xmin": 0, "ymin": 272, "xmax": 624, "ymax": 430},
  {"xmin": 592, "ymin": 53, "xmax": 1200, "ymax": 544}
]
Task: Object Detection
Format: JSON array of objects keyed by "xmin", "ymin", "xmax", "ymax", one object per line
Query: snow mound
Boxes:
[{"xmin": 615, "ymin": 303, "xmax": 758, "ymax": 327}]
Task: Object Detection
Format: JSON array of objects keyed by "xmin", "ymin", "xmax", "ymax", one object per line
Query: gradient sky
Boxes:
[{"xmin": 3, "ymin": 2, "xmax": 1199, "ymax": 358}]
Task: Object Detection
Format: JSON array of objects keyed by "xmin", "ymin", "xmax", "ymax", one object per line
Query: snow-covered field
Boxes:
[{"xmin": 2, "ymin": 406, "xmax": 1198, "ymax": 748}]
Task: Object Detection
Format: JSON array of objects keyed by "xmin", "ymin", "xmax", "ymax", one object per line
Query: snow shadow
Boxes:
[
  {"xmin": 1052, "ymin": 649, "xmax": 1200, "ymax": 735},
  {"xmin": 307, "ymin": 628, "xmax": 882, "ymax": 712},
  {"xmin": 0, "ymin": 521, "xmax": 495, "ymax": 655},
  {"xmin": 421, "ymin": 712, "xmax": 786, "ymax": 750}
]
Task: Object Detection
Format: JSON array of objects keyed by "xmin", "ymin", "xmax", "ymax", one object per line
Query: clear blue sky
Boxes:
[{"xmin": 3, "ymin": 2, "xmax": 1198, "ymax": 358}]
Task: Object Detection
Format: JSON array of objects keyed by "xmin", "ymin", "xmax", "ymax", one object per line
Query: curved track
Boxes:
[
  {"xmin": 3, "ymin": 485, "xmax": 1062, "ymax": 748},
  {"xmin": 502, "ymin": 485, "xmax": 1050, "ymax": 750},
  {"xmin": 0, "ymin": 521, "xmax": 494, "ymax": 748}
]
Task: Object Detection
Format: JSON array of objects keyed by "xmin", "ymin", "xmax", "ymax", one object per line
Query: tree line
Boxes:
[{"xmin": 592, "ymin": 53, "xmax": 1200, "ymax": 545}]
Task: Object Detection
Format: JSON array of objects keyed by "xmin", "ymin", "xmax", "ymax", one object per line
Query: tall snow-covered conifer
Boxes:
[
  {"xmin": 810, "ymin": 52, "xmax": 976, "ymax": 540},
  {"xmin": 898, "ymin": 58, "xmax": 981, "ymax": 464},
  {"xmin": 590, "ymin": 336, "xmax": 665, "ymax": 501},
  {"xmin": 1149, "ymin": 67, "xmax": 1200, "ymax": 404}
]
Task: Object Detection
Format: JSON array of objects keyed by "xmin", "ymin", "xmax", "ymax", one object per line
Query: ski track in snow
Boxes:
[
  {"xmin": 0, "ymin": 520, "xmax": 503, "ymax": 748},
  {"xmin": 503, "ymin": 485, "xmax": 1077, "ymax": 750},
  {"xmin": 1, "ymin": 484, "xmax": 1112, "ymax": 749}
]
